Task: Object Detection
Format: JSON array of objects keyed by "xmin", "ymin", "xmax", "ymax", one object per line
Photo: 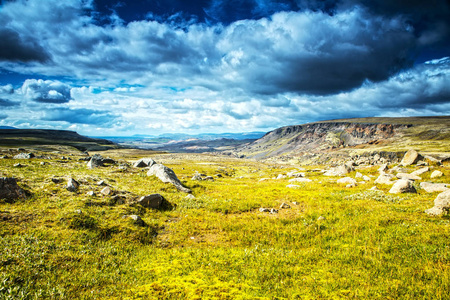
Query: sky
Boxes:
[{"xmin": 0, "ymin": 0, "xmax": 449, "ymax": 136}]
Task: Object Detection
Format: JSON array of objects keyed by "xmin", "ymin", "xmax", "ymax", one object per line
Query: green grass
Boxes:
[{"xmin": 1, "ymin": 149, "xmax": 449, "ymax": 299}]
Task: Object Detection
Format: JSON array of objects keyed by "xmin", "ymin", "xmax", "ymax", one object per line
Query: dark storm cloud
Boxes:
[
  {"xmin": 21, "ymin": 79, "xmax": 72, "ymax": 104},
  {"xmin": 0, "ymin": 28, "xmax": 50, "ymax": 62},
  {"xmin": 42, "ymin": 108, "xmax": 116, "ymax": 125},
  {"xmin": 0, "ymin": 98, "xmax": 18, "ymax": 107}
]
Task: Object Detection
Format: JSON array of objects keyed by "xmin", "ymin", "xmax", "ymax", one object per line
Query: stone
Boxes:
[
  {"xmin": 259, "ymin": 178, "xmax": 270, "ymax": 182},
  {"xmin": 0, "ymin": 177, "xmax": 27, "ymax": 202},
  {"xmin": 51, "ymin": 178, "xmax": 62, "ymax": 184},
  {"xmin": 288, "ymin": 178, "xmax": 312, "ymax": 183},
  {"xmin": 97, "ymin": 180, "xmax": 106, "ymax": 186},
  {"xmin": 425, "ymin": 190, "xmax": 450, "ymax": 216},
  {"xmin": 430, "ymin": 170, "xmax": 443, "ymax": 179},
  {"xmin": 370, "ymin": 186, "xmax": 380, "ymax": 191},
  {"xmin": 389, "ymin": 179, "xmax": 416, "ymax": 194},
  {"xmin": 147, "ymin": 163, "xmax": 191, "ymax": 193},
  {"xmin": 66, "ymin": 178, "xmax": 79, "ymax": 192},
  {"xmin": 411, "ymin": 167, "xmax": 429, "ymax": 176},
  {"xmin": 87, "ymin": 156, "xmax": 103, "ymax": 169},
  {"xmin": 416, "ymin": 160, "xmax": 428, "ymax": 166},
  {"xmin": 100, "ymin": 187, "xmax": 113, "ymax": 196},
  {"xmin": 259, "ymin": 208, "xmax": 278, "ymax": 214},
  {"xmin": 40, "ymin": 162, "xmax": 46, "ymax": 166},
  {"xmin": 355, "ymin": 172, "xmax": 363, "ymax": 178},
  {"xmin": 185, "ymin": 194, "xmax": 196, "ymax": 200},
  {"xmin": 287, "ymin": 171, "xmax": 305, "ymax": 178},
  {"xmin": 280, "ymin": 203, "xmax": 291, "ymax": 209},
  {"xmin": 191, "ymin": 174, "xmax": 203, "ymax": 181},
  {"xmin": 317, "ymin": 216, "xmax": 326, "ymax": 221},
  {"xmin": 286, "ymin": 184, "xmax": 301, "ymax": 189},
  {"xmin": 378, "ymin": 163, "xmax": 389, "ymax": 173},
  {"xmin": 374, "ymin": 174, "xmax": 396, "ymax": 185},
  {"xmin": 13, "ymin": 152, "xmax": 35, "ymax": 159},
  {"xmin": 423, "ymin": 155, "xmax": 442, "ymax": 165},
  {"xmin": 396, "ymin": 173, "xmax": 421, "ymax": 181},
  {"xmin": 203, "ymin": 176, "xmax": 214, "ymax": 181},
  {"xmin": 123, "ymin": 214, "xmax": 146, "ymax": 226},
  {"xmin": 276, "ymin": 174, "xmax": 287, "ymax": 179},
  {"xmin": 337, "ymin": 177, "xmax": 357, "ymax": 185},
  {"xmin": 86, "ymin": 191, "xmax": 95, "ymax": 196},
  {"xmin": 400, "ymin": 149, "xmax": 421, "ymax": 166},
  {"xmin": 363, "ymin": 175, "xmax": 371, "ymax": 182},
  {"xmin": 133, "ymin": 158, "xmax": 156, "ymax": 168},
  {"xmin": 13, "ymin": 163, "xmax": 22, "ymax": 167},
  {"xmin": 324, "ymin": 164, "xmax": 353, "ymax": 176},
  {"xmin": 138, "ymin": 194, "xmax": 164, "ymax": 209},
  {"xmin": 420, "ymin": 182, "xmax": 449, "ymax": 193}
]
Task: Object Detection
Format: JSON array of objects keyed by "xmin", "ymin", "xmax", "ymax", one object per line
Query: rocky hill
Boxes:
[
  {"xmin": 0, "ymin": 129, "xmax": 117, "ymax": 152},
  {"xmin": 231, "ymin": 116, "xmax": 450, "ymax": 163}
]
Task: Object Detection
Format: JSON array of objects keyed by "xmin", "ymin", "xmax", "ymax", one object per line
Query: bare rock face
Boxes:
[
  {"xmin": 389, "ymin": 179, "xmax": 416, "ymax": 194},
  {"xmin": 133, "ymin": 158, "xmax": 156, "ymax": 168},
  {"xmin": 425, "ymin": 190, "xmax": 450, "ymax": 216},
  {"xmin": 0, "ymin": 177, "xmax": 27, "ymax": 203},
  {"xmin": 420, "ymin": 182, "xmax": 449, "ymax": 193},
  {"xmin": 147, "ymin": 163, "xmax": 191, "ymax": 193},
  {"xmin": 400, "ymin": 149, "xmax": 421, "ymax": 166},
  {"xmin": 138, "ymin": 194, "xmax": 164, "ymax": 209}
]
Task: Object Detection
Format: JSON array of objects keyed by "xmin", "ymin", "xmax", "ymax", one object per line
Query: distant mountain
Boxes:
[
  {"xmin": 0, "ymin": 126, "xmax": 17, "ymax": 129},
  {"xmin": 157, "ymin": 132, "xmax": 266, "ymax": 140}
]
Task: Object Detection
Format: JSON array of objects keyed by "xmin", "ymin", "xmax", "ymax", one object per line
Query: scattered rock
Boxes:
[
  {"xmin": 370, "ymin": 186, "xmax": 380, "ymax": 191},
  {"xmin": 66, "ymin": 178, "xmax": 79, "ymax": 192},
  {"xmin": 287, "ymin": 171, "xmax": 305, "ymax": 178},
  {"xmin": 324, "ymin": 164, "xmax": 353, "ymax": 176},
  {"xmin": 430, "ymin": 170, "xmax": 443, "ymax": 179},
  {"xmin": 40, "ymin": 162, "xmax": 46, "ymax": 166},
  {"xmin": 389, "ymin": 179, "xmax": 416, "ymax": 194},
  {"xmin": 13, "ymin": 153, "xmax": 35, "ymax": 159},
  {"xmin": 191, "ymin": 173, "xmax": 203, "ymax": 181},
  {"xmin": 423, "ymin": 155, "xmax": 442, "ymax": 166},
  {"xmin": 203, "ymin": 176, "xmax": 214, "ymax": 181},
  {"xmin": 100, "ymin": 187, "xmax": 113, "ymax": 196},
  {"xmin": 147, "ymin": 163, "xmax": 191, "ymax": 193},
  {"xmin": 420, "ymin": 182, "xmax": 449, "ymax": 193},
  {"xmin": 416, "ymin": 160, "xmax": 428, "ymax": 166},
  {"xmin": 13, "ymin": 163, "xmax": 22, "ymax": 168},
  {"xmin": 259, "ymin": 208, "xmax": 278, "ymax": 214},
  {"xmin": 363, "ymin": 175, "xmax": 371, "ymax": 181},
  {"xmin": 123, "ymin": 214, "xmax": 146, "ymax": 226},
  {"xmin": 185, "ymin": 194, "xmax": 196, "ymax": 200},
  {"xmin": 97, "ymin": 180, "xmax": 106, "ymax": 186},
  {"xmin": 133, "ymin": 158, "xmax": 156, "ymax": 168},
  {"xmin": 215, "ymin": 173, "xmax": 223, "ymax": 178},
  {"xmin": 337, "ymin": 177, "xmax": 357, "ymax": 185},
  {"xmin": 286, "ymin": 184, "xmax": 301, "ymax": 189},
  {"xmin": 396, "ymin": 173, "xmax": 421, "ymax": 181},
  {"xmin": 138, "ymin": 194, "xmax": 164, "ymax": 209},
  {"xmin": 288, "ymin": 178, "xmax": 312, "ymax": 183},
  {"xmin": 51, "ymin": 178, "xmax": 62, "ymax": 184},
  {"xmin": 425, "ymin": 190, "xmax": 450, "ymax": 216},
  {"xmin": 0, "ymin": 177, "xmax": 27, "ymax": 203},
  {"xmin": 87, "ymin": 156, "xmax": 103, "ymax": 169},
  {"xmin": 400, "ymin": 149, "xmax": 421, "ymax": 166},
  {"xmin": 276, "ymin": 174, "xmax": 287, "ymax": 180},
  {"xmin": 280, "ymin": 203, "xmax": 291, "ymax": 209},
  {"xmin": 411, "ymin": 167, "xmax": 429, "ymax": 176},
  {"xmin": 355, "ymin": 172, "xmax": 363, "ymax": 178},
  {"xmin": 259, "ymin": 178, "xmax": 270, "ymax": 182},
  {"xmin": 378, "ymin": 164, "xmax": 389, "ymax": 173},
  {"xmin": 86, "ymin": 191, "xmax": 95, "ymax": 196},
  {"xmin": 374, "ymin": 174, "xmax": 396, "ymax": 185}
]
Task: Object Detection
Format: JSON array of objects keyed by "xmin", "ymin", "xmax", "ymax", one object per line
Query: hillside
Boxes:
[
  {"xmin": 0, "ymin": 129, "xmax": 117, "ymax": 152},
  {"xmin": 233, "ymin": 116, "xmax": 450, "ymax": 162}
]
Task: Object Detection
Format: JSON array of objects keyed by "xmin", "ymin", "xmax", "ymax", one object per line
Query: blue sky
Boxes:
[{"xmin": 0, "ymin": 0, "xmax": 449, "ymax": 136}]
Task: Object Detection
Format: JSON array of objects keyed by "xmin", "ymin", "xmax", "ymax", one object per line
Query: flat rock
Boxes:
[
  {"xmin": 147, "ymin": 163, "xmax": 191, "ymax": 193},
  {"xmin": 337, "ymin": 177, "xmax": 357, "ymax": 185},
  {"xmin": 400, "ymin": 149, "xmax": 421, "ymax": 166},
  {"xmin": 374, "ymin": 174, "xmax": 396, "ymax": 185},
  {"xmin": 425, "ymin": 190, "xmax": 450, "ymax": 216},
  {"xmin": 389, "ymin": 179, "xmax": 416, "ymax": 194},
  {"xmin": 288, "ymin": 178, "xmax": 312, "ymax": 183},
  {"xmin": 420, "ymin": 182, "xmax": 449, "ymax": 193},
  {"xmin": 396, "ymin": 173, "xmax": 421, "ymax": 181},
  {"xmin": 138, "ymin": 194, "xmax": 164, "ymax": 209},
  {"xmin": 0, "ymin": 177, "xmax": 27, "ymax": 202},
  {"xmin": 430, "ymin": 170, "xmax": 443, "ymax": 179},
  {"xmin": 411, "ymin": 167, "xmax": 429, "ymax": 176}
]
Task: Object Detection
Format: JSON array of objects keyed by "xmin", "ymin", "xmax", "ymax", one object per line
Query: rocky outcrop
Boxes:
[{"xmin": 147, "ymin": 163, "xmax": 191, "ymax": 193}]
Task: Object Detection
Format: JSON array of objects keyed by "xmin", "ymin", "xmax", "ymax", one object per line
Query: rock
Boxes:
[
  {"xmin": 411, "ymin": 167, "xmax": 429, "ymax": 176},
  {"xmin": 185, "ymin": 194, "xmax": 196, "ymax": 200},
  {"xmin": 87, "ymin": 155, "xmax": 103, "ymax": 169},
  {"xmin": 355, "ymin": 172, "xmax": 363, "ymax": 178},
  {"xmin": 420, "ymin": 182, "xmax": 449, "ymax": 193},
  {"xmin": 276, "ymin": 174, "xmax": 287, "ymax": 180},
  {"xmin": 317, "ymin": 216, "xmax": 326, "ymax": 221},
  {"xmin": 51, "ymin": 178, "xmax": 62, "ymax": 184},
  {"xmin": 400, "ymin": 149, "xmax": 421, "ymax": 166},
  {"xmin": 286, "ymin": 184, "xmax": 301, "ymax": 189},
  {"xmin": 203, "ymin": 176, "xmax": 214, "ymax": 181},
  {"xmin": 287, "ymin": 171, "xmax": 305, "ymax": 178},
  {"xmin": 191, "ymin": 174, "xmax": 203, "ymax": 181},
  {"xmin": 370, "ymin": 186, "xmax": 380, "ymax": 191},
  {"xmin": 215, "ymin": 173, "xmax": 223, "ymax": 178},
  {"xmin": 324, "ymin": 164, "xmax": 353, "ymax": 176},
  {"xmin": 100, "ymin": 187, "xmax": 113, "ymax": 196},
  {"xmin": 66, "ymin": 178, "xmax": 79, "ymax": 192},
  {"xmin": 13, "ymin": 153, "xmax": 35, "ymax": 159},
  {"xmin": 337, "ymin": 177, "xmax": 357, "ymax": 185},
  {"xmin": 396, "ymin": 173, "xmax": 421, "ymax": 181},
  {"xmin": 378, "ymin": 164, "xmax": 389, "ymax": 173},
  {"xmin": 374, "ymin": 174, "xmax": 396, "ymax": 185},
  {"xmin": 288, "ymin": 178, "xmax": 312, "ymax": 183},
  {"xmin": 97, "ymin": 180, "xmax": 106, "ymax": 186},
  {"xmin": 363, "ymin": 175, "xmax": 371, "ymax": 181},
  {"xmin": 259, "ymin": 178, "xmax": 270, "ymax": 182},
  {"xmin": 133, "ymin": 158, "xmax": 156, "ymax": 168},
  {"xmin": 430, "ymin": 170, "xmax": 443, "ymax": 179},
  {"xmin": 13, "ymin": 163, "xmax": 22, "ymax": 167},
  {"xmin": 40, "ymin": 162, "xmax": 46, "ymax": 166},
  {"xmin": 0, "ymin": 177, "xmax": 27, "ymax": 202},
  {"xmin": 102, "ymin": 158, "xmax": 116, "ymax": 164},
  {"xmin": 259, "ymin": 208, "xmax": 278, "ymax": 214},
  {"xmin": 389, "ymin": 179, "xmax": 416, "ymax": 194},
  {"xmin": 425, "ymin": 190, "xmax": 450, "ymax": 216},
  {"xmin": 280, "ymin": 203, "xmax": 291, "ymax": 209},
  {"xmin": 86, "ymin": 191, "xmax": 95, "ymax": 196},
  {"xmin": 123, "ymin": 214, "xmax": 146, "ymax": 226},
  {"xmin": 416, "ymin": 160, "xmax": 428, "ymax": 166},
  {"xmin": 138, "ymin": 194, "xmax": 164, "ymax": 209},
  {"xmin": 147, "ymin": 163, "xmax": 191, "ymax": 193}
]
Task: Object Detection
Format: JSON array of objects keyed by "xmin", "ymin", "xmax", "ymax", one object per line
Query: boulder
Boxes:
[
  {"xmin": 337, "ymin": 177, "xmax": 357, "ymax": 185},
  {"xmin": 203, "ymin": 176, "xmax": 214, "ymax": 181},
  {"xmin": 13, "ymin": 152, "xmax": 34, "ymax": 159},
  {"xmin": 411, "ymin": 167, "xmax": 429, "ymax": 176},
  {"xmin": 100, "ymin": 187, "xmax": 113, "ymax": 196},
  {"xmin": 400, "ymin": 149, "xmax": 421, "ymax": 166},
  {"xmin": 87, "ymin": 155, "xmax": 103, "ymax": 169},
  {"xmin": 355, "ymin": 172, "xmax": 363, "ymax": 178},
  {"xmin": 191, "ymin": 174, "xmax": 203, "ymax": 181},
  {"xmin": 378, "ymin": 164, "xmax": 389, "ymax": 173},
  {"xmin": 123, "ymin": 214, "xmax": 146, "ymax": 226},
  {"xmin": 288, "ymin": 178, "xmax": 312, "ymax": 183},
  {"xmin": 430, "ymin": 170, "xmax": 443, "ymax": 179},
  {"xmin": 363, "ymin": 175, "xmax": 371, "ymax": 181},
  {"xmin": 396, "ymin": 173, "xmax": 421, "ymax": 181},
  {"xmin": 66, "ymin": 178, "xmax": 79, "ymax": 192},
  {"xmin": 286, "ymin": 184, "xmax": 301, "ymax": 189},
  {"xmin": 280, "ymin": 203, "xmax": 291, "ymax": 209},
  {"xmin": 0, "ymin": 177, "xmax": 27, "ymax": 202},
  {"xmin": 133, "ymin": 158, "xmax": 156, "ymax": 168},
  {"xmin": 425, "ymin": 190, "xmax": 450, "ymax": 216},
  {"xmin": 389, "ymin": 179, "xmax": 416, "ymax": 194},
  {"xmin": 324, "ymin": 164, "xmax": 353, "ymax": 176},
  {"xmin": 138, "ymin": 194, "xmax": 164, "ymax": 209},
  {"xmin": 374, "ymin": 174, "xmax": 396, "ymax": 185},
  {"xmin": 147, "ymin": 163, "xmax": 191, "ymax": 193},
  {"xmin": 420, "ymin": 182, "xmax": 449, "ymax": 193}
]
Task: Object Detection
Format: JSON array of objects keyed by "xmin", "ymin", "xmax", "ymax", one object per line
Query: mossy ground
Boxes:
[{"xmin": 1, "ymin": 148, "xmax": 449, "ymax": 299}]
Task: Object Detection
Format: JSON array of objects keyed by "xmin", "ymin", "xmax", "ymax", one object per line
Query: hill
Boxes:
[
  {"xmin": 0, "ymin": 129, "xmax": 117, "ymax": 152},
  {"xmin": 232, "ymin": 116, "xmax": 450, "ymax": 163}
]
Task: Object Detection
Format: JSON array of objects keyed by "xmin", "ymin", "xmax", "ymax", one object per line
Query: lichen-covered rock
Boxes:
[
  {"xmin": 374, "ymin": 174, "xmax": 396, "ymax": 185},
  {"xmin": 430, "ymin": 170, "xmax": 443, "ymax": 179},
  {"xmin": 420, "ymin": 182, "xmax": 449, "ymax": 193},
  {"xmin": 411, "ymin": 167, "xmax": 429, "ymax": 176},
  {"xmin": 0, "ymin": 177, "xmax": 27, "ymax": 203},
  {"xmin": 147, "ymin": 163, "xmax": 191, "ymax": 193},
  {"xmin": 400, "ymin": 149, "xmax": 421, "ymax": 166},
  {"xmin": 425, "ymin": 190, "xmax": 450, "ymax": 216},
  {"xmin": 389, "ymin": 179, "xmax": 416, "ymax": 194},
  {"xmin": 396, "ymin": 173, "xmax": 421, "ymax": 181}
]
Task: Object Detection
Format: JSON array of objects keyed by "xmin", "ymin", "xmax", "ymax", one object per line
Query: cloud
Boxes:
[
  {"xmin": 0, "ymin": 98, "xmax": 18, "ymax": 107},
  {"xmin": 42, "ymin": 108, "xmax": 117, "ymax": 125},
  {"xmin": 0, "ymin": 84, "xmax": 14, "ymax": 94},
  {"xmin": 0, "ymin": 28, "xmax": 50, "ymax": 62},
  {"xmin": 21, "ymin": 79, "xmax": 72, "ymax": 103}
]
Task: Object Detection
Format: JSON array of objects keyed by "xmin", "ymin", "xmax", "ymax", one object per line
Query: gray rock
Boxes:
[
  {"xmin": 133, "ymin": 158, "xmax": 155, "ymax": 168},
  {"xmin": 430, "ymin": 170, "xmax": 443, "ymax": 179},
  {"xmin": 337, "ymin": 177, "xmax": 357, "ymax": 185},
  {"xmin": 185, "ymin": 194, "xmax": 196, "ymax": 200},
  {"xmin": 13, "ymin": 163, "xmax": 22, "ymax": 167},
  {"xmin": 411, "ymin": 167, "xmax": 429, "ymax": 176},
  {"xmin": 203, "ymin": 176, "xmax": 214, "ymax": 181},
  {"xmin": 400, "ymin": 149, "xmax": 421, "ymax": 166},
  {"xmin": 100, "ymin": 187, "xmax": 113, "ymax": 196},
  {"xmin": 378, "ymin": 164, "xmax": 389, "ymax": 173},
  {"xmin": 280, "ymin": 203, "xmax": 291, "ymax": 209},
  {"xmin": 416, "ymin": 160, "xmax": 428, "ymax": 166},
  {"xmin": 0, "ymin": 177, "xmax": 27, "ymax": 202},
  {"xmin": 191, "ymin": 174, "xmax": 203, "ymax": 181},
  {"xmin": 389, "ymin": 179, "xmax": 416, "ymax": 194},
  {"xmin": 138, "ymin": 194, "xmax": 164, "ymax": 209},
  {"xmin": 87, "ymin": 156, "xmax": 103, "ymax": 169},
  {"xmin": 97, "ymin": 180, "xmax": 106, "ymax": 186},
  {"xmin": 86, "ymin": 191, "xmax": 95, "ymax": 196},
  {"xmin": 324, "ymin": 164, "xmax": 353, "ymax": 176},
  {"xmin": 420, "ymin": 182, "xmax": 449, "ymax": 193},
  {"xmin": 425, "ymin": 190, "xmax": 450, "ymax": 216},
  {"xmin": 66, "ymin": 178, "xmax": 79, "ymax": 192},
  {"xmin": 13, "ymin": 153, "xmax": 34, "ymax": 159},
  {"xmin": 123, "ymin": 214, "xmax": 146, "ymax": 226},
  {"xmin": 147, "ymin": 164, "xmax": 191, "ymax": 193},
  {"xmin": 374, "ymin": 174, "xmax": 396, "ymax": 185},
  {"xmin": 396, "ymin": 173, "xmax": 421, "ymax": 181}
]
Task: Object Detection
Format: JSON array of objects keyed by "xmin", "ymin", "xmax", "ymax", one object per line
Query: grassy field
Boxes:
[{"xmin": 1, "ymin": 148, "xmax": 449, "ymax": 299}]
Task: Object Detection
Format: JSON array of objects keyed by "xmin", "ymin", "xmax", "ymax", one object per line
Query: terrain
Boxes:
[{"xmin": 1, "ymin": 117, "xmax": 450, "ymax": 299}]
